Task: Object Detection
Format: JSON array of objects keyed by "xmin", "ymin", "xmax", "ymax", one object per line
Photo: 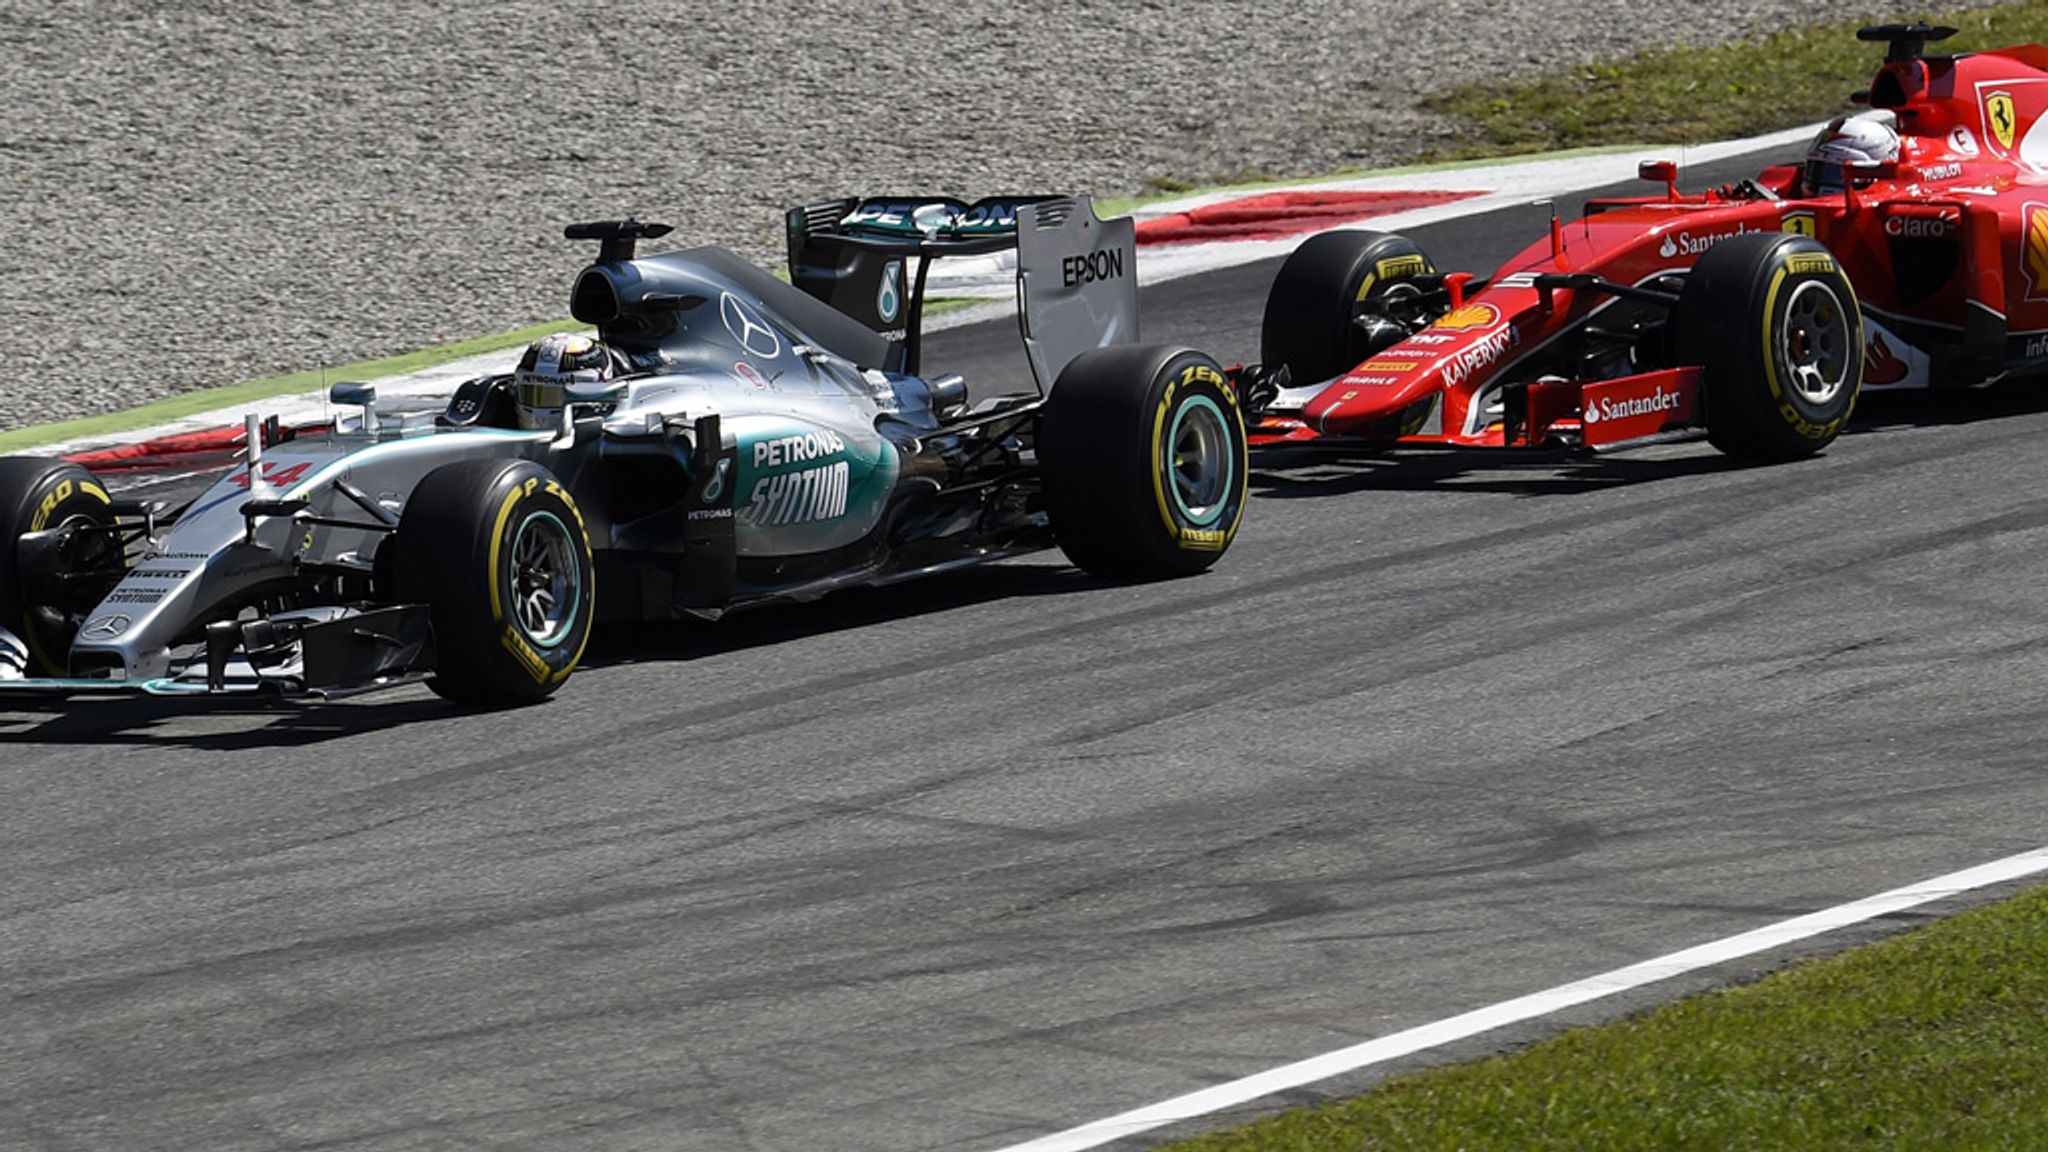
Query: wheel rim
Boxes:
[
  {"xmin": 1778, "ymin": 279, "xmax": 1852, "ymax": 406},
  {"xmin": 22, "ymin": 511, "xmax": 110, "ymax": 670},
  {"xmin": 1164, "ymin": 395, "xmax": 1235, "ymax": 527},
  {"xmin": 1374, "ymin": 279, "xmax": 1427, "ymax": 324},
  {"xmin": 508, "ymin": 510, "xmax": 580, "ymax": 649}
]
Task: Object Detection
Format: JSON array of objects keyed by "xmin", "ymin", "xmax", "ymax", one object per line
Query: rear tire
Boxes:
[
  {"xmin": 1261, "ymin": 230, "xmax": 1435, "ymax": 387},
  {"xmin": 0, "ymin": 456, "xmax": 117, "ymax": 676},
  {"xmin": 1675, "ymin": 233, "xmax": 1862, "ymax": 460},
  {"xmin": 388, "ymin": 458, "xmax": 594, "ymax": 705},
  {"xmin": 1039, "ymin": 345, "xmax": 1248, "ymax": 579}
]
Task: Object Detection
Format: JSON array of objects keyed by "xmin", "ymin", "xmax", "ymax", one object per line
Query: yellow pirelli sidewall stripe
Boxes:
[
  {"xmin": 484, "ymin": 479, "xmax": 595, "ymax": 685},
  {"xmin": 1761, "ymin": 266, "xmax": 1791, "ymax": 406},
  {"xmin": 501, "ymin": 626, "xmax": 551, "ymax": 683},
  {"xmin": 1378, "ymin": 255, "xmax": 1430, "ymax": 280},
  {"xmin": 1150, "ymin": 378, "xmax": 1179, "ymax": 541},
  {"xmin": 1759, "ymin": 258, "xmax": 1856, "ymax": 440},
  {"xmin": 484, "ymin": 477, "xmax": 534, "ymax": 627},
  {"xmin": 24, "ymin": 474, "xmax": 113, "ymax": 672},
  {"xmin": 30, "ymin": 476, "xmax": 109, "ymax": 533},
  {"xmin": 1356, "ymin": 255, "xmax": 1432, "ymax": 303},
  {"xmin": 486, "ymin": 476, "xmax": 554, "ymax": 685},
  {"xmin": 1148, "ymin": 364, "xmax": 1243, "ymax": 552}
]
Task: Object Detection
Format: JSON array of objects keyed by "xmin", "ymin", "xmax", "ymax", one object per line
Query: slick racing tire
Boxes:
[
  {"xmin": 1675, "ymin": 233, "xmax": 1862, "ymax": 461},
  {"xmin": 0, "ymin": 456, "xmax": 118, "ymax": 677},
  {"xmin": 1039, "ymin": 345, "xmax": 1249, "ymax": 579},
  {"xmin": 389, "ymin": 458, "xmax": 594, "ymax": 705},
  {"xmin": 1261, "ymin": 229, "xmax": 1435, "ymax": 387}
]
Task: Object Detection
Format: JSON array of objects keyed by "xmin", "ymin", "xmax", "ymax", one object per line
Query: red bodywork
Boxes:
[{"xmin": 1252, "ymin": 40, "xmax": 2048, "ymax": 451}]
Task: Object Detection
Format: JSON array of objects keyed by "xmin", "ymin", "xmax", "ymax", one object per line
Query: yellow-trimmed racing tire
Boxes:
[
  {"xmin": 388, "ymin": 458, "xmax": 594, "ymax": 705},
  {"xmin": 1260, "ymin": 229, "xmax": 1435, "ymax": 387},
  {"xmin": 0, "ymin": 456, "xmax": 117, "ymax": 676},
  {"xmin": 1675, "ymin": 233, "xmax": 1862, "ymax": 461},
  {"xmin": 1039, "ymin": 345, "xmax": 1248, "ymax": 579}
]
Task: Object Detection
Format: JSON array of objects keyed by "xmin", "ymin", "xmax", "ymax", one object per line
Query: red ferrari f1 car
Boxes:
[{"xmin": 1250, "ymin": 23, "xmax": 2048, "ymax": 460}]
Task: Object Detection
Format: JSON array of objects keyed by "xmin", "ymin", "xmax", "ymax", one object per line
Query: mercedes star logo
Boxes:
[
  {"xmin": 82, "ymin": 614, "xmax": 132, "ymax": 639},
  {"xmin": 720, "ymin": 292, "xmax": 782, "ymax": 360}
]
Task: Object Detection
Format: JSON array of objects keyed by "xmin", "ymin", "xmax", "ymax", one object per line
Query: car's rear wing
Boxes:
[{"xmin": 786, "ymin": 194, "xmax": 1138, "ymax": 391}]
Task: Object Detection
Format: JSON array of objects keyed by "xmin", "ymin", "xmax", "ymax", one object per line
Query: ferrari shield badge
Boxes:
[{"xmin": 1987, "ymin": 91, "xmax": 2018, "ymax": 151}]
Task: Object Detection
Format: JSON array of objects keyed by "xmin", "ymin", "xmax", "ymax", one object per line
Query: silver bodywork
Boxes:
[
  {"xmin": 68, "ymin": 425, "xmax": 541, "ymax": 681},
  {"xmin": 3, "ymin": 195, "xmax": 1143, "ymax": 696},
  {"xmin": 1017, "ymin": 198, "xmax": 1139, "ymax": 390}
]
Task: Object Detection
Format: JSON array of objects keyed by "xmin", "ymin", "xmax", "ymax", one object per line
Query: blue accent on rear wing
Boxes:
[
  {"xmin": 785, "ymin": 195, "xmax": 1067, "ymax": 376},
  {"xmin": 804, "ymin": 195, "xmax": 1063, "ymax": 246}
]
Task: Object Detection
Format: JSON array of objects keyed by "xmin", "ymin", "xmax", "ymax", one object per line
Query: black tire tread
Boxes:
[
  {"xmin": 1261, "ymin": 230, "xmax": 1432, "ymax": 386},
  {"xmin": 387, "ymin": 458, "xmax": 592, "ymax": 705},
  {"xmin": 1676, "ymin": 233, "xmax": 1862, "ymax": 461},
  {"xmin": 0, "ymin": 456, "xmax": 112, "ymax": 675},
  {"xmin": 1039, "ymin": 344, "xmax": 1247, "ymax": 580}
]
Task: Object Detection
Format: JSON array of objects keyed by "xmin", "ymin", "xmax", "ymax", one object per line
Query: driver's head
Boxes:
[
  {"xmin": 1803, "ymin": 110, "xmax": 1900, "ymax": 194},
  {"xmin": 513, "ymin": 332, "xmax": 615, "ymax": 430}
]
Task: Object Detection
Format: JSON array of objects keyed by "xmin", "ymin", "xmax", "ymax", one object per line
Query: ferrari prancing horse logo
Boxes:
[{"xmin": 1987, "ymin": 91, "xmax": 2018, "ymax": 151}]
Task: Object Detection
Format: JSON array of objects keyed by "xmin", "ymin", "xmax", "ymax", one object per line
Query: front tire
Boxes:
[
  {"xmin": 1039, "ymin": 345, "xmax": 1249, "ymax": 579},
  {"xmin": 1261, "ymin": 229, "xmax": 1436, "ymax": 387},
  {"xmin": 1675, "ymin": 233, "xmax": 1862, "ymax": 460},
  {"xmin": 0, "ymin": 456, "xmax": 118, "ymax": 676},
  {"xmin": 388, "ymin": 458, "xmax": 594, "ymax": 705}
]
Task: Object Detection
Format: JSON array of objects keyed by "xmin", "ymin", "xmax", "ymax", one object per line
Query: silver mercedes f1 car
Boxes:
[{"xmin": 0, "ymin": 195, "xmax": 1248, "ymax": 705}]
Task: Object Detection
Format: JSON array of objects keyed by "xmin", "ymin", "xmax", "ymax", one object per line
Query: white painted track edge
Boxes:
[{"xmin": 988, "ymin": 847, "xmax": 2048, "ymax": 1152}]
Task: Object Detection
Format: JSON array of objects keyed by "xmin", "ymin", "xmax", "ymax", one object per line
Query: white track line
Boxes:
[{"xmin": 989, "ymin": 846, "xmax": 2048, "ymax": 1152}]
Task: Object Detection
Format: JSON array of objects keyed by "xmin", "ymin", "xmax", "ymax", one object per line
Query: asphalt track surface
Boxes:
[{"xmin": 9, "ymin": 150, "xmax": 2048, "ymax": 1150}]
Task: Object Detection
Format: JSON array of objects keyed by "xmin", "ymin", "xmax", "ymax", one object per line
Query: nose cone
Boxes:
[
  {"xmin": 1304, "ymin": 301, "xmax": 1526, "ymax": 436},
  {"xmin": 1303, "ymin": 357, "xmax": 1439, "ymax": 434}
]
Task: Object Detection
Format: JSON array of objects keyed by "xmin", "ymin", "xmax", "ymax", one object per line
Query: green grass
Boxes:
[
  {"xmin": 1117, "ymin": 15, "xmax": 2048, "ymax": 1149},
  {"xmin": 0, "ymin": 296, "xmax": 1009, "ymax": 453},
  {"xmin": 921, "ymin": 296, "xmax": 992, "ymax": 318},
  {"xmin": 10, "ymin": 11, "xmax": 2042, "ymax": 1144},
  {"xmin": 1160, "ymin": 884, "xmax": 2048, "ymax": 1151},
  {"xmin": 1115, "ymin": 5, "xmax": 2048, "ymax": 213},
  {"xmin": 0, "ymin": 319, "xmax": 585, "ymax": 453},
  {"xmin": 1420, "ymin": 3, "xmax": 2048, "ymax": 161},
  {"xmin": 75, "ymin": 2, "xmax": 2027, "ymax": 452},
  {"xmin": 26, "ymin": 1, "xmax": 2048, "ymax": 456}
]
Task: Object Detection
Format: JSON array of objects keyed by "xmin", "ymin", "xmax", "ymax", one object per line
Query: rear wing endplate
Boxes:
[{"xmin": 1014, "ymin": 196, "xmax": 1137, "ymax": 394}]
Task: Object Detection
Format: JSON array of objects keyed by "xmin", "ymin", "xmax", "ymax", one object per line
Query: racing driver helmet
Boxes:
[
  {"xmin": 1803, "ymin": 110, "xmax": 1900, "ymax": 194},
  {"xmin": 513, "ymin": 332, "xmax": 616, "ymax": 430}
]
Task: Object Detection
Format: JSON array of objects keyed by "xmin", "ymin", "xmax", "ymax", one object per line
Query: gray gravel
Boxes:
[{"xmin": 0, "ymin": 0, "xmax": 2006, "ymax": 433}]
